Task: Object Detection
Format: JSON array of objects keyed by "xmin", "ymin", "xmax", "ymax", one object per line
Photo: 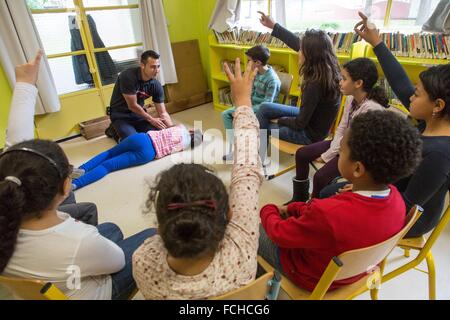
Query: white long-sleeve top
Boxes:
[
  {"xmin": 5, "ymin": 82, "xmax": 38, "ymax": 149},
  {"xmin": 321, "ymin": 96, "xmax": 386, "ymax": 162},
  {"xmin": 3, "ymin": 212, "xmax": 125, "ymax": 300}
]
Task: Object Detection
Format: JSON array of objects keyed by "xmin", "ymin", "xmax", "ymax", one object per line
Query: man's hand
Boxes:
[
  {"xmin": 258, "ymin": 11, "xmax": 276, "ymax": 29},
  {"xmin": 354, "ymin": 11, "xmax": 382, "ymax": 47},
  {"xmin": 223, "ymin": 58, "xmax": 257, "ymax": 108},
  {"xmin": 15, "ymin": 50, "xmax": 43, "ymax": 85},
  {"xmin": 148, "ymin": 116, "xmax": 167, "ymax": 130}
]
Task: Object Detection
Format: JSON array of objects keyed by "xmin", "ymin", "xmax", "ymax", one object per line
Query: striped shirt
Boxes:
[
  {"xmin": 251, "ymin": 66, "xmax": 281, "ymax": 111},
  {"xmin": 147, "ymin": 125, "xmax": 189, "ymax": 159}
]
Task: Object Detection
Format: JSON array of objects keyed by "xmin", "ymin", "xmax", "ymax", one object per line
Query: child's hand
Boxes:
[
  {"xmin": 338, "ymin": 184, "xmax": 353, "ymax": 194},
  {"xmin": 354, "ymin": 11, "xmax": 382, "ymax": 47},
  {"xmin": 15, "ymin": 50, "xmax": 43, "ymax": 85},
  {"xmin": 278, "ymin": 206, "xmax": 289, "ymax": 219},
  {"xmin": 258, "ymin": 11, "xmax": 276, "ymax": 29},
  {"xmin": 314, "ymin": 157, "xmax": 325, "ymax": 163},
  {"xmin": 223, "ymin": 58, "xmax": 257, "ymax": 108}
]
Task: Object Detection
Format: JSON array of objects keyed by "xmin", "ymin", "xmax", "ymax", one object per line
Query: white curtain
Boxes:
[
  {"xmin": 0, "ymin": 0, "xmax": 60, "ymax": 114},
  {"xmin": 208, "ymin": 0, "xmax": 242, "ymax": 32},
  {"xmin": 139, "ymin": 0, "xmax": 177, "ymax": 85},
  {"xmin": 272, "ymin": 0, "xmax": 287, "ymax": 27}
]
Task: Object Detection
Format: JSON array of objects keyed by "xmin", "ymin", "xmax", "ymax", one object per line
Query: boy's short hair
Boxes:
[
  {"xmin": 141, "ymin": 50, "xmax": 160, "ymax": 64},
  {"xmin": 348, "ymin": 110, "xmax": 422, "ymax": 184},
  {"xmin": 245, "ymin": 45, "xmax": 270, "ymax": 66}
]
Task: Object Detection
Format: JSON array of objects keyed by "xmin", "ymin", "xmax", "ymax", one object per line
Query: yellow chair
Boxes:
[
  {"xmin": 275, "ymin": 71, "xmax": 294, "ymax": 105},
  {"xmin": 0, "ymin": 275, "xmax": 139, "ymax": 300},
  {"xmin": 381, "ymin": 191, "xmax": 450, "ymax": 300},
  {"xmin": 211, "ymin": 272, "xmax": 279, "ymax": 300},
  {"xmin": 0, "ymin": 275, "xmax": 68, "ymax": 300},
  {"xmin": 258, "ymin": 205, "xmax": 422, "ymax": 300}
]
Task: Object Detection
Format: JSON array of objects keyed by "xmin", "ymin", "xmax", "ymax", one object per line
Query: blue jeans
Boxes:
[
  {"xmin": 222, "ymin": 105, "xmax": 261, "ymax": 148},
  {"xmin": 256, "ymin": 102, "xmax": 312, "ymax": 158},
  {"xmin": 258, "ymin": 225, "xmax": 283, "ymax": 273},
  {"xmin": 97, "ymin": 223, "xmax": 157, "ymax": 300},
  {"xmin": 318, "ymin": 181, "xmax": 348, "ymax": 199},
  {"xmin": 111, "ymin": 112, "xmax": 157, "ymax": 140},
  {"xmin": 73, "ymin": 133, "xmax": 156, "ymax": 189}
]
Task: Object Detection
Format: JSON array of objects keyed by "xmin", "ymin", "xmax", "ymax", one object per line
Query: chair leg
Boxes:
[
  {"xmin": 403, "ymin": 248, "xmax": 410, "ymax": 258},
  {"xmin": 425, "ymin": 251, "xmax": 436, "ymax": 300},
  {"xmin": 370, "ymin": 289, "xmax": 379, "ymax": 300}
]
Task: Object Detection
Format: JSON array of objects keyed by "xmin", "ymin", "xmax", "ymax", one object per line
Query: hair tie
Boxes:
[
  {"xmin": 4, "ymin": 176, "xmax": 22, "ymax": 186},
  {"xmin": 167, "ymin": 200, "xmax": 217, "ymax": 211}
]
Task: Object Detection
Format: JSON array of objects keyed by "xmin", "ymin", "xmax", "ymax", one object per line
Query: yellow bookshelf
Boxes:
[
  {"xmin": 209, "ymin": 33, "xmax": 352, "ymax": 111},
  {"xmin": 209, "ymin": 33, "xmax": 448, "ymax": 113}
]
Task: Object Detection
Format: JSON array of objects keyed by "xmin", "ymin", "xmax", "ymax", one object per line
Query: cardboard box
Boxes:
[
  {"xmin": 79, "ymin": 115, "xmax": 111, "ymax": 140},
  {"xmin": 165, "ymin": 40, "xmax": 210, "ymax": 112},
  {"xmin": 166, "ymin": 92, "xmax": 212, "ymax": 114}
]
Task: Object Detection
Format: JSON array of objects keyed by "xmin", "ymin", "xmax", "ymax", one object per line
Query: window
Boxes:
[
  {"xmin": 27, "ymin": 0, "xmax": 142, "ymax": 95},
  {"xmin": 239, "ymin": 0, "xmax": 269, "ymax": 31},
  {"xmin": 239, "ymin": 0, "xmax": 442, "ymax": 33},
  {"xmin": 386, "ymin": 0, "xmax": 442, "ymax": 32}
]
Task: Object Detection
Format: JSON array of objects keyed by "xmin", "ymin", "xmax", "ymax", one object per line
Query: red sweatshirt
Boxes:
[{"xmin": 260, "ymin": 185, "xmax": 406, "ymax": 291}]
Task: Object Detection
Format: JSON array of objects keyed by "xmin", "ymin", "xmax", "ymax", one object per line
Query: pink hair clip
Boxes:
[{"xmin": 167, "ymin": 200, "xmax": 217, "ymax": 211}]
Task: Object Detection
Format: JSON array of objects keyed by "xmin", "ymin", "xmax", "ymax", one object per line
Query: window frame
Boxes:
[{"xmin": 29, "ymin": 0, "xmax": 143, "ymax": 97}]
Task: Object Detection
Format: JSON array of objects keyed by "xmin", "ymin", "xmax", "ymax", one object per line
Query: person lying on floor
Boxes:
[{"xmin": 72, "ymin": 126, "xmax": 203, "ymax": 190}]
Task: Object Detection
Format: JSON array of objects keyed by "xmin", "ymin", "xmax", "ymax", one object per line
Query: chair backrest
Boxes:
[
  {"xmin": 418, "ymin": 190, "xmax": 450, "ymax": 257},
  {"xmin": 334, "ymin": 205, "xmax": 422, "ymax": 280},
  {"xmin": 0, "ymin": 275, "xmax": 68, "ymax": 300},
  {"xmin": 211, "ymin": 272, "xmax": 274, "ymax": 300},
  {"xmin": 275, "ymin": 71, "xmax": 293, "ymax": 105},
  {"xmin": 309, "ymin": 205, "xmax": 422, "ymax": 299}
]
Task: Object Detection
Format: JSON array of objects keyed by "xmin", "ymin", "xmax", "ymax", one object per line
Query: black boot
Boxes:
[{"xmin": 283, "ymin": 178, "xmax": 310, "ymax": 205}]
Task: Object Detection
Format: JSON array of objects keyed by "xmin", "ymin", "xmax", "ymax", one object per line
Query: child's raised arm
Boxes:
[
  {"xmin": 354, "ymin": 12, "xmax": 414, "ymax": 109},
  {"xmin": 223, "ymin": 58, "xmax": 264, "ymax": 241},
  {"xmin": 5, "ymin": 50, "xmax": 43, "ymax": 148}
]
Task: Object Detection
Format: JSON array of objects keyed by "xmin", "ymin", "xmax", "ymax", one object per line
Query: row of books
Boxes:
[
  {"xmin": 379, "ymin": 33, "xmax": 450, "ymax": 60},
  {"xmin": 220, "ymin": 60, "xmax": 287, "ymax": 74},
  {"xmin": 213, "ymin": 29, "xmax": 449, "ymax": 60},
  {"xmin": 213, "ymin": 29, "xmax": 296, "ymax": 48}
]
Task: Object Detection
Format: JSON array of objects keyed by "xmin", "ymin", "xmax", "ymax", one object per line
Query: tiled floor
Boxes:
[{"xmin": 1, "ymin": 103, "xmax": 449, "ymax": 300}]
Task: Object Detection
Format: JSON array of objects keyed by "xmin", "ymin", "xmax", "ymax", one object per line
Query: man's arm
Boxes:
[
  {"xmin": 123, "ymin": 94, "xmax": 167, "ymax": 129},
  {"xmin": 154, "ymin": 102, "xmax": 173, "ymax": 127}
]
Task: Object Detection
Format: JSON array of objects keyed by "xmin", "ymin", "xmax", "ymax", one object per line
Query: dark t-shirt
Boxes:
[{"xmin": 109, "ymin": 67, "xmax": 164, "ymax": 114}]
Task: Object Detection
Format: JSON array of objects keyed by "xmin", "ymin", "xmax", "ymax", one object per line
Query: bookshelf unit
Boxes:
[{"xmin": 208, "ymin": 32, "xmax": 449, "ymax": 113}]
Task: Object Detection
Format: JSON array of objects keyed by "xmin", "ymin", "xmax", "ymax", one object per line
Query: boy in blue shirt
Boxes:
[{"xmin": 222, "ymin": 45, "xmax": 281, "ymax": 160}]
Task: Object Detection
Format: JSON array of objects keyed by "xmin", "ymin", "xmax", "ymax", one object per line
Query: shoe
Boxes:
[
  {"xmin": 71, "ymin": 168, "xmax": 85, "ymax": 179},
  {"xmin": 222, "ymin": 152, "xmax": 233, "ymax": 161},
  {"xmin": 283, "ymin": 178, "xmax": 310, "ymax": 205},
  {"xmin": 262, "ymin": 157, "xmax": 271, "ymax": 167},
  {"xmin": 105, "ymin": 124, "xmax": 120, "ymax": 143}
]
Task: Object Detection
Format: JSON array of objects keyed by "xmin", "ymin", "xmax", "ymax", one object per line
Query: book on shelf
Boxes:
[
  {"xmin": 213, "ymin": 29, "xmax": 450, "ymax": 60},
  {"xmin": 380, "ymin": 33, "xmax": 449, "ymax": 60},
  {"xmin": 218, "ymin": 87, "xmax": 233, "ymax": 107}
]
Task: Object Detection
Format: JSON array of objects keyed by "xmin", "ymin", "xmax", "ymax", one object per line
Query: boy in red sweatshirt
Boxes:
[{"xmin": 259, "ymin": 110, "xmax": 422, "ymax": 291}]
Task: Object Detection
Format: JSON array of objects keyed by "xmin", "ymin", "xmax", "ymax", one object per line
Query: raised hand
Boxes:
[
  {"xmin": 354, "ymin": 11, "xmax": 382, "ymax": 47},
  {"xmin": 258, "ymin": 11, "xmax": 276, "ymax": 29},
  {"xmin": 15, "ymin": 50, "xmax": 43, "ymax": 85},
  {"xmin": 223, "ymin": 58, "xmax": 257, "ymax": 108}
]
